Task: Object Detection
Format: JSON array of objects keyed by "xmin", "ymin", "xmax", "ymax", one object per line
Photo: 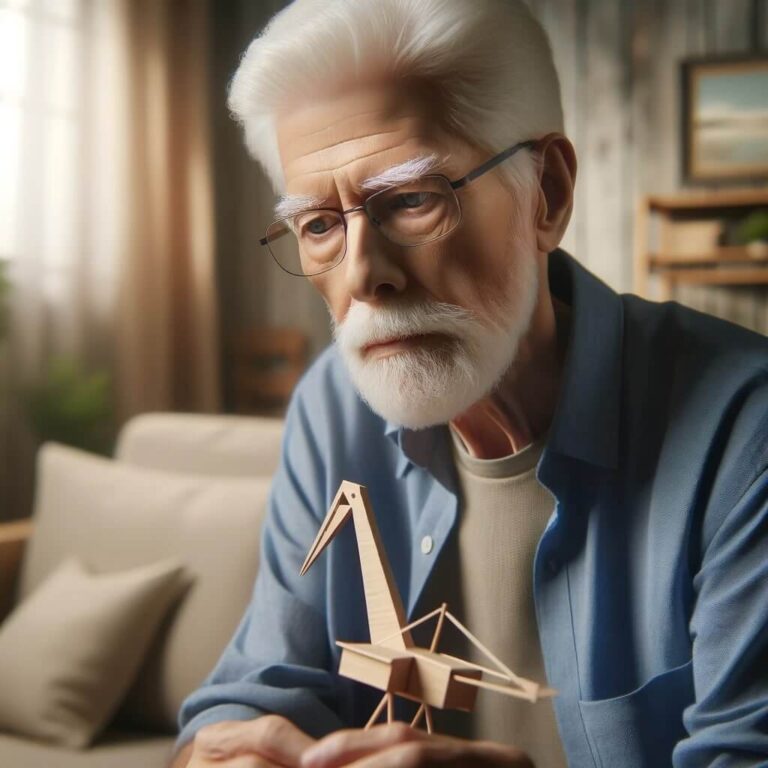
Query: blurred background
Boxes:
[{"xmin": 1, "ymin": 0, "xmax": 767, "ymax": 522}]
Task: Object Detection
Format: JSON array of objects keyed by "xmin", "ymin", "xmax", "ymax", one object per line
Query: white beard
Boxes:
[{"xmin": 333, "ymin": 253, "xmax": 539, "ymax": 429}]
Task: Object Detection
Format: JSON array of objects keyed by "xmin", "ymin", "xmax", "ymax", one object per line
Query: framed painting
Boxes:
[{"xmin": 681, "ymin": 56, "xmax": 768, "ymax": 184}]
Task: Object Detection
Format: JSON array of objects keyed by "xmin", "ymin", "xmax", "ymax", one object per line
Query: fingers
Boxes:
[
  {"xmin": 301, "ymin": 723, "xmax": 533, "ymax": 768},
  {"xmin": 188, "ymin": 716, "xmax": 532, "ymax": 768},
  {"xmin": 193, "ymin": 716, "xmax": 316, "ymax": 767},
  {"xmin": 348, "ymin": 741, "xmax": 535, "ymax": 768},
  {"xmin": 190, "ymin": 755, "xmax": 288, "ymax": 768},
  {"xmin": 301, "ymin": 723, "xmax": 425, "ymax": 767},
  {"xmin": 190, "ymin": 756, "xmax": 285, "ymax": 768}
]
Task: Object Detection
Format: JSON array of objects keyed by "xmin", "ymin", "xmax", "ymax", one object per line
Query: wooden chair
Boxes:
[
  {"xmin": 229, "ymin": 327, "xmax": 309, "ymax": 416},
  {"xmin": 0, "ymin": 520, "xmax": 31, "ymax": 624}
]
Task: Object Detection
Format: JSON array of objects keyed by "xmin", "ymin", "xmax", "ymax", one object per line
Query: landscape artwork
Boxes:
[{"xmin": 683, "ymin": 57, "xmax": 768, "ymax": 183}]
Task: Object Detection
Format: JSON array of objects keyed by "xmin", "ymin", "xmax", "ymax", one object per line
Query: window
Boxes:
[{"xmin": 0, "ymin": 0, "xmax": 84, "ymax": 303}]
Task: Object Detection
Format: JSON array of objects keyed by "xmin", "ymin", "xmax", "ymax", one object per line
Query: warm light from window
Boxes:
[
  {"xmin": 0, "ymin": 4, "xmax": 28, "ymax": 261},
  {"xmin": 0, "ymin": 0, "xmax": 83, "ymax": 307}
]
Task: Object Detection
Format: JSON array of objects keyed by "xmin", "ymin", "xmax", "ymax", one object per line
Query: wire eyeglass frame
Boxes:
[{"xmin": 259, "ymin": 138, "xmax": 537, "ymax": 277}]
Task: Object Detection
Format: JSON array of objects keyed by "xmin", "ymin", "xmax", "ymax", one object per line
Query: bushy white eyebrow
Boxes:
[
  {"xmin": 361, "ymin": 154, "xmax": 444, "ymax": 191},
  {"xmin": 274, "ymin": 154, "xmax": 447, "ymax": 219},
  {"xmin": 274, "ymin": 194, "xmax": 326, "ymax": 219}
]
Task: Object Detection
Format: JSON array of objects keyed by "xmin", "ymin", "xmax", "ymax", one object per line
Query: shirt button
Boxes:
[{"xmin": 420, "ymin": 535, "xmax": 434, "ymax": 555}]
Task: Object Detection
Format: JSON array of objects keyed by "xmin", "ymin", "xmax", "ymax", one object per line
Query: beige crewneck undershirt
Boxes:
[{"xmin": 443, "ymin": 430, "xmax": 567, "ymax": 767}]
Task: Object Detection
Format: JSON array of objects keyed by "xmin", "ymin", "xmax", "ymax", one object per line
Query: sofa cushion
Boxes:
[
  {"xmin": 0, "ymin": 730, "xmax": 175, "ymax": 768},
  {"xmin": 20, "ymin": 442, "xmax": 271, "ymax": 733},
  {"xmin": 115, "ymin": 412, "xmax": 284, "ymax": 477},
  {"xmin": 0, "ymin": 558, "xmax": 188, "ymax": 748}
]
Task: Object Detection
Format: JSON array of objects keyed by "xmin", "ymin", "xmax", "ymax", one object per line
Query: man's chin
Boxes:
[
  {"xmin": 339, "ymin": 327, "xmax": 521, "ymax": 429},
  {"xmin": 359, "ymin": 396, "xmax": 459, "ymax": 430},
  {"xmin": 350, "ymin": 372, "xmax": 486, "ymax": 430}
]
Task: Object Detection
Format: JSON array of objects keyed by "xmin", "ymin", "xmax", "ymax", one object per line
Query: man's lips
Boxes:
[{"xmin": 361, "ymin": 332, "xmax": 443, "ymax": 358}]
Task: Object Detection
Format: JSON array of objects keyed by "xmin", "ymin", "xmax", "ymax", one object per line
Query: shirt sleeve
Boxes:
[
  {"xmin": 674, "ymin": 466, "xmax": 768, "ymax": 767},
  {"xmin": 175, "ymin": 391, "xmax": 345, "ymax": 751}
]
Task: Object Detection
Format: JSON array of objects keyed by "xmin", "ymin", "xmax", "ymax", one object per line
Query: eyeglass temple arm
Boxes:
[{"xmin": 450, "ymin": 140, "xmax": 538, "ymax": 190}]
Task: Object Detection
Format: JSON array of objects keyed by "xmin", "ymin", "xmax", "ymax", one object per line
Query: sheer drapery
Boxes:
[
  {"xmin": 117, "ymin": 0, "xmax": 220, "ymax": 419},
  {"xmin": 0, "ymin": 0, "xmax": 220, "ymax": 520}
]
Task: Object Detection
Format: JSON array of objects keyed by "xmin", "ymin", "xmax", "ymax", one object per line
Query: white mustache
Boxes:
[{"xmin": 334, "ymin": 301, "xmax": 483, "ymax": 353}]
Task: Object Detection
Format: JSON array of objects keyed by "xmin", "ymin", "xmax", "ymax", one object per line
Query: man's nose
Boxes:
[{"xmin": 342, "ymin": 211, "xmax": 407, "ymax": 302}]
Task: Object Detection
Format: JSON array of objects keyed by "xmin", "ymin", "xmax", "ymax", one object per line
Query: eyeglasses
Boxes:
[{"xmin": 260, "ymin": 139, "xmax": 537, "ymax": 277}]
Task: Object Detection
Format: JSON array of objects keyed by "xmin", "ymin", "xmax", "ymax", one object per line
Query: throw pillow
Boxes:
[{"xmin": 0, "ymin": 557, "xmax": 189, "ymax": 748}]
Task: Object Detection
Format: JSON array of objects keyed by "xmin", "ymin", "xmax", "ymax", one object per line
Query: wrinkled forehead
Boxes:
[{"xmin": 275, "ymin": 82, "xmax": 460, "ymax": 200}]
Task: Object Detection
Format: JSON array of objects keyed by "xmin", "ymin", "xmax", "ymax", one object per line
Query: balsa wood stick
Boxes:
[
  {"xmin": 454, "ymin": 675, "xmax": 546, "ymax": 703},
  {"xmin": 424, "ymin": 705, "xmax": 434, "ymax": 734},
  {"xmin": 429, "ymin": 603, "xmax": 448, "ymax": 653},
  {"xmin": 365, "ymin": 694, "xmax": 389, "ymax": 730},
  {"xmin": 444, "ymin": 612, "xmax": 539, "ymax": 695},
  {"xmin": 439, "ymin": 653, "xmax": 517, "ymax": 683},
  {"xmin": 410, "ymin": 703, "xmax": 426, "ymax": 728},
  {"xmin": 375, "ymin": 605, "xmax": 445, "ymax": 646}
]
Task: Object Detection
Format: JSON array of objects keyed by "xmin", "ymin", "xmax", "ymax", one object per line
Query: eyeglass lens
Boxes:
[{"xmin": 265, "ymin": 175, "xmax": 461, "ymax": 276}]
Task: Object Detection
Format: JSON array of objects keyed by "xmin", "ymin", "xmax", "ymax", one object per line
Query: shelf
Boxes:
[
  {"xmin": 649, "ymin": 245, "xmax": 768, "ymax": 268},
  {"xmin": 635, "ymin": 190, "xmax": 768, "ymax": 299},
  {"xmin": 663, "ymin": 268, "xmax": 768, "ymax": 286},
  {"xmin": 646, "ymin": 189, "xmax": 768, "ymax": 213}
]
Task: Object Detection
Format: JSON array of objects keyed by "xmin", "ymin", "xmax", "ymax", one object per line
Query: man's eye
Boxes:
[
  {"xmin": 392, "ymin": 191, "xmax": 431, "ymax": 210},
  {"xmin": 300, "ymin": 215, "xmax": 336, "ymax": 236}
]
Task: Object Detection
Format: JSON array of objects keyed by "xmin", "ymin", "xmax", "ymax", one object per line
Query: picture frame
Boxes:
[{"xmin": 681, "ymin": 55, "xmax": 768, "ymax": 184}]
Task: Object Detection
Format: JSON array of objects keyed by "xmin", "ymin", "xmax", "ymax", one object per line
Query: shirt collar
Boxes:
[
  {"xmin": 385, "ymin": 249, "xmax": 624, "ymax": 475},
  {"xmin": 544, "ymin": 249, "xmax": 623, "ymax": 470},
  {"xmin": 384, "ymin": 420, "xmax": 453, "ymax": 483}
]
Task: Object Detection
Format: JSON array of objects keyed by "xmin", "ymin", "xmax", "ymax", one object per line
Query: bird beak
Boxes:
[{"xmin": 300, "ymin": 492, "xmax": 353, "ymax": 576}]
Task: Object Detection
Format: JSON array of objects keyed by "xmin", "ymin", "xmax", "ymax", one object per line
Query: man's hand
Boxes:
[
  {"xmin": 300, "ymin": 723, "xmax": 534, "ymax": 768},
  {"xmin": 179, "ymin": 716, "xmax": 316, "ymax": 767}
]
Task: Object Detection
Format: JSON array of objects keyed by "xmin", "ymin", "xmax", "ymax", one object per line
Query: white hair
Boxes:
[{"xmin": 228, "ymin": 0, "xmax": 563, "ymax": 194}]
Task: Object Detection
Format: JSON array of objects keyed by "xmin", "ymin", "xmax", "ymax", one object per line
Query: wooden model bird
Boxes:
[{"xmin": 300, "ymin": 480, "xmax": 556, "ymax": 732}]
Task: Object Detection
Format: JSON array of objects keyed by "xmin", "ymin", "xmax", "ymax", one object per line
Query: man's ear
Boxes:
[{"xmin": 533, "ymin": 133, "xmax": 577, "ymax": 253}]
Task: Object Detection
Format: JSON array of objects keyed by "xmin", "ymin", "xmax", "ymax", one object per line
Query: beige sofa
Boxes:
[{"xmin": 0, "ymin": 412, "xmax": 284, "ymax": 767}]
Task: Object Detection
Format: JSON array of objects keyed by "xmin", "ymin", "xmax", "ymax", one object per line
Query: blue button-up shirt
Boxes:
[{"xmin": 178, "ymin": 250, "xmax": 768, "ymax": 767}]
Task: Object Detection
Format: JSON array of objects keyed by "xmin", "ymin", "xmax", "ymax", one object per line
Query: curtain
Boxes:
[
  {"xmin": 0, "ymin": 0, "xmax": 221, "ymax": 521},
  {"xmin": 117, "ymin": 0, "xmax": 221, "ymax": 419}
]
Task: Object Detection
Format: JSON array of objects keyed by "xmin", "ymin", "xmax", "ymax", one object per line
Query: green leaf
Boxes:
[
  {"xmin": 24, "ymin": 357, "xmax": 114, "ymax": 454},
  {"xmin": 735, "ymin": 210, "xmax": 768, "ymax": 245}
]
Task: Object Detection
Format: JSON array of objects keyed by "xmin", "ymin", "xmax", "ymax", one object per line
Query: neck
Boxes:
[{"xmin": 450, "ymin": 281, "xmax": 569, "ymax": 460}]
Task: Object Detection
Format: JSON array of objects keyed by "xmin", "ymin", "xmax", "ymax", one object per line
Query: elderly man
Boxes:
[{"xmin": 171, "ymin": 1, "xmax": 768, "ymax": 766}]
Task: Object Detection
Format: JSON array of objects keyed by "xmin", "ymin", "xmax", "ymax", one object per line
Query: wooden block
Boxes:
[
  {"xmin": 337, "ymin": 643, "xmax": 413, "ymax": 693},
  {"xmin": 400, "ymin": 649, "xmax": 481, "ymax": 710}
]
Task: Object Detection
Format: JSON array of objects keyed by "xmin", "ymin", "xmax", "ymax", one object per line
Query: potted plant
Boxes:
[
  {"xmin": 735, "ymin": 209, "xmax": 768, "ymax": 259},
  {"xmin": 0, "ymin": 260, "xmax": 114, "ymax": 454},
  {"xmin": 24, "ymin": 357, "xmax": 114, "ymax": 455}
]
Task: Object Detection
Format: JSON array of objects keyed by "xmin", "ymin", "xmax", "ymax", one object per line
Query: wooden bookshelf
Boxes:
[{"xmin": 635, "ymin": 190, "xmax": 768, "ymax": 300}]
